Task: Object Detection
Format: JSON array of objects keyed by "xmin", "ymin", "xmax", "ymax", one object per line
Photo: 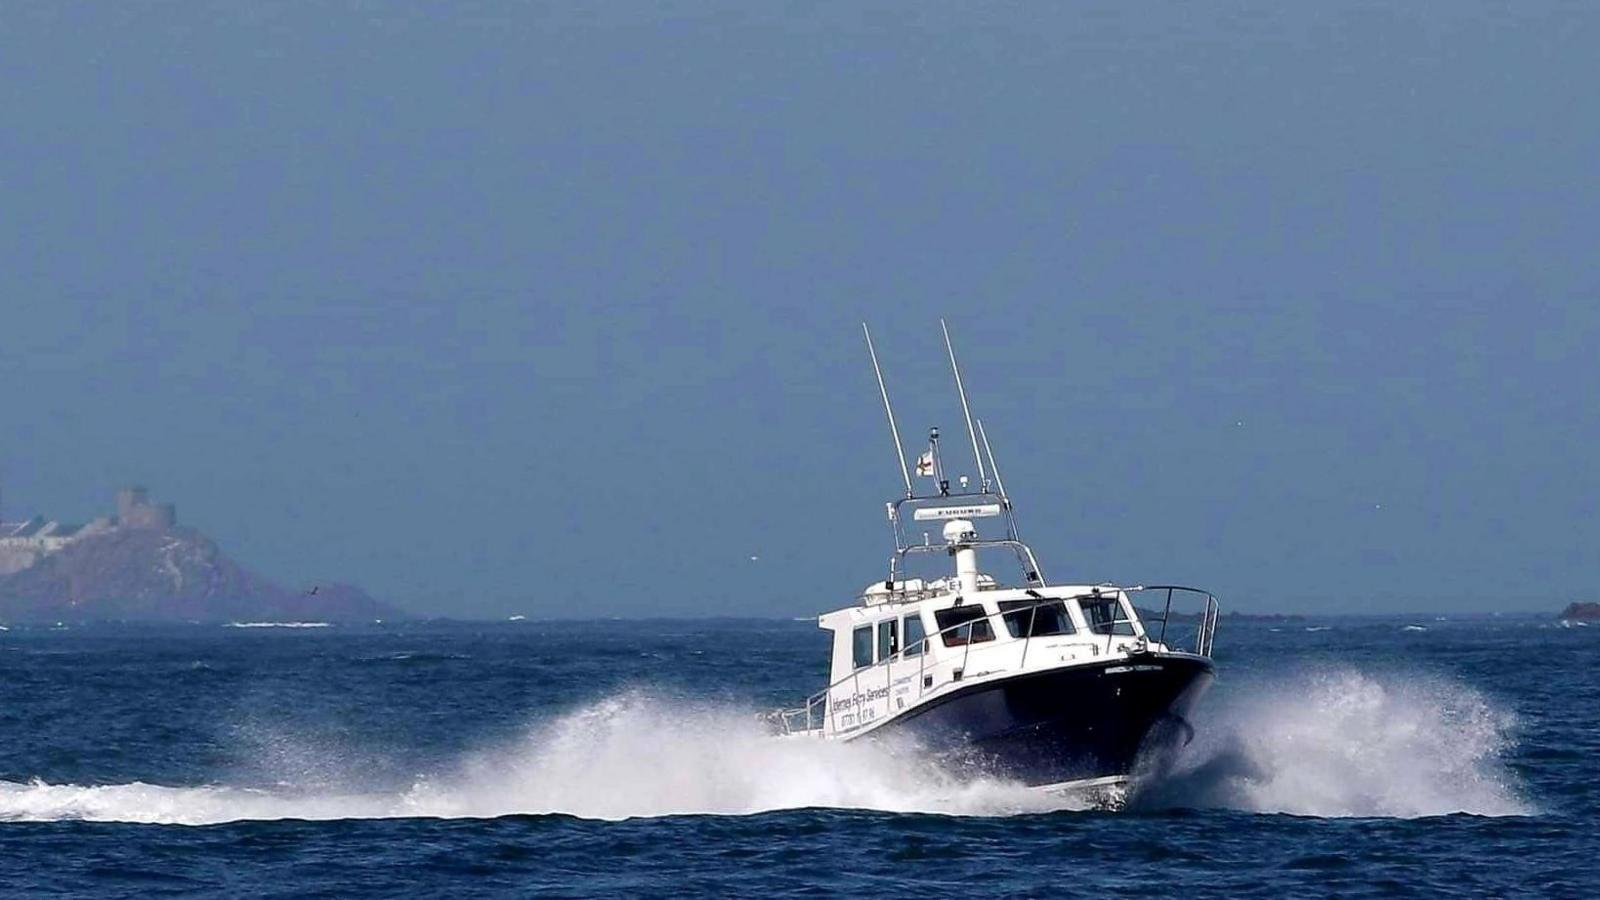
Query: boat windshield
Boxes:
[
  {"xmin": 1079, "ymin": 596, "xmax": 1137, "ymax": 636},
  {"xmin": 903, "ymin": 614, "xmax": 927, "ymax": 656},
  {"xmin": 998, "ymin": 599, "xmax": 1076, "ymax": 638},
  {"xmin": 934, "ymin": 605, "xmax": 994, "ymax": 646}
]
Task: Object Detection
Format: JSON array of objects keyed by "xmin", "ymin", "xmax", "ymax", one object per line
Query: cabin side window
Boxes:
[
  {"xmin": 934, "ymin": 605, "xmax": 995, "ymax": 647},
  {"xmin": 1079, "ymin": 596, "xmax": 1137, "ymax": 636},
  {"xmin": 852, "ymin": 625, "xmax": 874, "ymax": 669},
  {"xmin": 998, "ymin": 599, "xmax": 1077, "ymax": 638},
  {"xmin": 903, "ymin": 613, "xmax": 927, "ymax": 657},
  {"xmin": 877, "ymin": 620, "xmax": 898, "ymax": 660}
]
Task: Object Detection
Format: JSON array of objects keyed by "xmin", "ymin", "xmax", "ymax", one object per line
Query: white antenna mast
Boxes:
[
  {"xmin": 979, "ymin": 417, "xmax": 1032, "ymax": 565},
  {"xmin": 941, "ymin": 319, "xmax": 988, "ymax": 491},
  {"xmin": 977, "ymin": 419, "xmax": 1008, "ymax": 503},
  {"xmin": 863, "ymin": 323, "xmax": 913, "ymax": 498}
]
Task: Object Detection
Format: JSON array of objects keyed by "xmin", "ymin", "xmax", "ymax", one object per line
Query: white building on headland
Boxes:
[{"xmin": 0, "ymin": 487, "xmax": 177, "ymax": 576}]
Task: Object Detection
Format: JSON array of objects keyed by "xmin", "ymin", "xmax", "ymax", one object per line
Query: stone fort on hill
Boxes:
[
  {"xmin": 0, "ymin": 485, "xmax": 396, "ymax": 623},
  {"xmin": 0, "ymin": 487, "xmax": 178, "ymax": 576}
]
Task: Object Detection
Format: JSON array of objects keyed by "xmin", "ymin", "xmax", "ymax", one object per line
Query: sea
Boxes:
[{"xmin": 0, "ymin": 616, "xmax": 1593, "ymax": 898}]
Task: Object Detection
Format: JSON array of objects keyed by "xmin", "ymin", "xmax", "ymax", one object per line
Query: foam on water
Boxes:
[
  {"xmin": 0, "ymin": 669, "xmax": 1534, "ymax": 826},
  {"xmin": 0, "ymin": 693, "xmax": 1074, "ymax": 826},
  {"xmin": 1138, "ymin": 667, "xmax": 1534, "ymax": 818},
  {"xmin": 403, "ymin": 694, "xmax": 1074, "ymax": 821}
]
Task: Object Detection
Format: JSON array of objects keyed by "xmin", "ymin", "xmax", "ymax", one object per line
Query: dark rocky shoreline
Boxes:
[
  {"xmin": 1559, "ymin": 602, "xmax": 1600, "ymax": 622},
  {"xmin": 0, "ymin": 525, "xmax": 397, "ymax": 624}
]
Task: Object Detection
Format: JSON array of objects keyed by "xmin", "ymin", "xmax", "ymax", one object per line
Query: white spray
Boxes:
[
  {"xmin": 0, "ymin": 670, "xmax": 1535, "ymax": 826},
  {"xmin": 1135, "ymin": 666, "xmax": 1535, "ymax": 818}
]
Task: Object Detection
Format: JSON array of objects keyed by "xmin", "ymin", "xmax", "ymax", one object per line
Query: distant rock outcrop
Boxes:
[
  {"xmin": 1558, "ymin": 602, "xmax": 1600, "ymax": 622},
  {"xmin": 0, "ymin": 525, "xmax": 397, "ymax": 623}
]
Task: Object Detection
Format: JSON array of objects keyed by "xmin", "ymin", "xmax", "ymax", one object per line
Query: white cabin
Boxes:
[{"xmin": 812, "ymin": 575, "xmax": 1157, "ymax": 738}]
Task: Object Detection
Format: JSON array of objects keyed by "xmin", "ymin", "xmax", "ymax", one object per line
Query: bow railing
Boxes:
[{"xmin": 1125, "ymin": 585, "xmax": 1219, "ymax": 658}]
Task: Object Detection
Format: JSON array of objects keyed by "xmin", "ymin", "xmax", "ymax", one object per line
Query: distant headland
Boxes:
[
  {"xmin": 1558, "ymin": 602, "xmax": 1600, "ymax": 622},
  {"xmin": 0, "ymin": 487, "xmax": 398, "ymax": 624}
]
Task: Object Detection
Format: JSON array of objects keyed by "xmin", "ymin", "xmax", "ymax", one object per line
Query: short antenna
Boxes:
[
  {"xmin": 941, "ymin": 319, "xmax": 988, "ymax": 491},
  {"xmin": 863, "ymin": 323, "xmax": 913, "ymax": 497}
]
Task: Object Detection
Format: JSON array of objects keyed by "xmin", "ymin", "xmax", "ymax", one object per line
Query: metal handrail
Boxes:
[
  {"xmin": 893, "ymin": 538, "xmax": 1047, "ymax": 587},
  {"xmin": 775, "ymin": 587, "xmax": 1219, "ymax": 736},
  {"xmin": 1125, "ymin": 585, "xmax": 1220, "ymax": 658}
]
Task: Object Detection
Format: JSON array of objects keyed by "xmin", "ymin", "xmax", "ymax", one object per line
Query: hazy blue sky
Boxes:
[{"xmin": 3, "ymin": 3, "xmax": 1596, "ymax": 617}]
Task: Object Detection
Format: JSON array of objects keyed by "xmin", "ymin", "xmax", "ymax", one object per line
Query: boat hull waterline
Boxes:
[{"xmin": 851, "ymin": 654, "xmax": 1215, "ymax": 791}]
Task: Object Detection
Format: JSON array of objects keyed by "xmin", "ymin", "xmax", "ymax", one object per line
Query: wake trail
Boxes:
[{"xmin": 0, "ymin": 693, "xmax": 1077, "ymax": 826}]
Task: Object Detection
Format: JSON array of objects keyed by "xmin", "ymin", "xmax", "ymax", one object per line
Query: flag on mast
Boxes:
[{"xmin": 915, "ymin": 450, "xmax": 935, "ymax": 478}]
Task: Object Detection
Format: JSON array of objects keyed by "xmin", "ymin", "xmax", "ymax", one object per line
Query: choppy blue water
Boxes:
[{"xmin": 0, "ymin": 617, "xmax": 1594, "ymax": 897}]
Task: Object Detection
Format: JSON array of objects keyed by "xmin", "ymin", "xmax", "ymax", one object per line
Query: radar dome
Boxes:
[{"xmin": 942, "ymin": 519, "xmax": 978, "ymax": 544}]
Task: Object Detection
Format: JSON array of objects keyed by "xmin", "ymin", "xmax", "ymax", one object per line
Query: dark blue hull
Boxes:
[{"xmin": 869, "ymin": 653, "xmax": 1215, "ymax": 787}]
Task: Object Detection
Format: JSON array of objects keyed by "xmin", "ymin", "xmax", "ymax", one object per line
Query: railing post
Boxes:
[
  {"xmin": 1159, "ymin": 588, "xmax": 1172, "ymax": 647},
  {"xmin": 918, "ymin": 639, "xmax": 926, "ymax": 697},
  {"xmin": 1019, "ymin": 603, "xmax": 1037, "ymax": 670}
]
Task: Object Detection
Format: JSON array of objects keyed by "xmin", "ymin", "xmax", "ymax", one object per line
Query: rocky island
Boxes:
[
  {"xmin": 1558, "ymin": 602, "xmax": 1600, "ymax": 622},
  {"xmin": 0, "ymin": 487, "xmax": 398, "ymax": 624}
]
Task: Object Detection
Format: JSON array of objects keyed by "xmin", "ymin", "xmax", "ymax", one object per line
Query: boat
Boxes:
[{"xmin": 772, "ymin": 322, "xmax": 1220, "ymax": 802}]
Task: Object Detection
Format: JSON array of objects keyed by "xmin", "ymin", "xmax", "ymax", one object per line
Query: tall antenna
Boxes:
[
  {"xmin": 863, "ymin": 323, "xmax": 913, "ymax": 497},
  {"xmin": 977, "ymin": 419, "xmax": 1008, "ymax": 502},
  {"xmin": 941, "ymin": 319, "xmax": 988, "ymax": 491}
]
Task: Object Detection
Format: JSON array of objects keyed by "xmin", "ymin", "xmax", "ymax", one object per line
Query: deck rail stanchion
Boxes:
[
  {"xmin": 918, "ymin": 638, "xmax": 927, "ymax": 699},
  {"xmin": 889, "ymin": 643, "xmax": 902, "ymax": 707},
  {"xmin": 1018, "ymin": 603, "xmax": 1038, "ymax": 669}
]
